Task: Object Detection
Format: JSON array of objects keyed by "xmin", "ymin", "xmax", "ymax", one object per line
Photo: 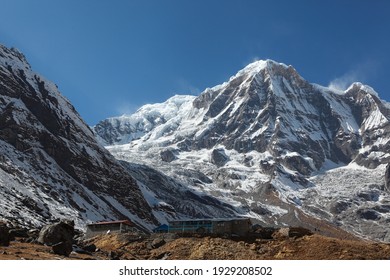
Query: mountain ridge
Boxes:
[
  {"xmin": 94, "ymin": 59, "xmax": 390, "ymax": 241},
  {"xmin": 1, "ymin": 43, "xmax": 390, "ymax": 241}
]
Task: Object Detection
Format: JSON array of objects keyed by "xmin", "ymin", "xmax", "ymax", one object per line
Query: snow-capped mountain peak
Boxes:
[
  {"xmin": 0, "ymin": 45, "xmax": 31, "ymax": 69},
  {"xmin": 346, "ymin": 82, "xmax": 380, "ymax": 97},
  {"xmin": 94, "ymin": 59, "xmax": 390, "ymax": 242},
  {"xmin": 93, "ymin": 94, "xmax": 196, "ymax": 145},
  {"xmin": 2, "ymin": 44, "xmax": 390, "ymax": 242}
]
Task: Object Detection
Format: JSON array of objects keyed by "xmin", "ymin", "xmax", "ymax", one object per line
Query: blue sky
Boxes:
[{"xmin": 1, "ymin": 0, "xmax": 389, "ymax": 125}]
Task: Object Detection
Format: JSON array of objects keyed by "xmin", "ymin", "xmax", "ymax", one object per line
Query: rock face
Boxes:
[
  {"xmin": 96, "ymin": 61, "xmax": 390, "ymax": 172},
  {"xmin": 386, "ymin": 164, "xmax": 390, "ymax": 191},
  {"xmin": 0, "ymin": 222, "xmax": 10, "ymax": 246},
  {"xmin": 0, "ymin": 44, "xmax": 157, "ymax": 229},
  {"xmin": 94, "ymin": 60, "xmax": 390, "ymax": 242},
  {"xmin": 210, "ymin": 148, "xmax": 229, "ymax": 167},
  {"xmin": 122, "ymin": 162, "xmax": 238, "ymax": 221},
  {"xmin": 160, "ymin": 149, "xmax": 177, "ymax": 162}
]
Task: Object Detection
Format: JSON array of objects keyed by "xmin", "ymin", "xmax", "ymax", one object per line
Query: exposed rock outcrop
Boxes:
[
  {"xmin": 0, "ymin": 222, "xmax": 10, "ymax": 246},
  {"xmin": 210, "ymin": 148, "xmax": 229, "ymax": 167},
  {"xmin": 160, "ymin": 149, "xmax": 177, "ymax": 162},
  {"xmin": 272, "ymin": 227, "xmax": 312, "ymax": 239},
  {"xmin": 386, "ymin": 164, "xmax": 390, "ymax": 192}
]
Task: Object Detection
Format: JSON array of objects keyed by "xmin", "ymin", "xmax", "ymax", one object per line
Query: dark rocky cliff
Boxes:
[{"xmin": 0, "ymin": 45, "xmax": 156, "ymax": 228}]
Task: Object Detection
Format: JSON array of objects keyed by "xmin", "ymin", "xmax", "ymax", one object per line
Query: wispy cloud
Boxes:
[
  {"xmin": 115, "ymin": 101, "xmax": 140, "ymax": 116},
  {"xmin": 175, "ymin": 78, "xmax": 201, "ymax": 95},
  {"xmin": 250, "ymin": 56, "xmax": 261, "ymax": 63},
  {"xmin": 328, "ymin": 60, "xmax": 379, "ymax": 91},
  {"xmin": 242, "ymin": 56, "xmax": 264, "ymax": 67},
  {"xmin": 328, "ymin": 71, "xmax": 361, "ymax": 91}
]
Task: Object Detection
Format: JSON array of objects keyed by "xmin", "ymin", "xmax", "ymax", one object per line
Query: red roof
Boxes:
[{"xmin": 87, "ymin": 220, "xmax": 135, "ymax": 227}]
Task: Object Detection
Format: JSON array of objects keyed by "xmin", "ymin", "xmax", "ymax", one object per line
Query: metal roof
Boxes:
[{"xmin": 86, "ymin": 220, "xmax": 135, "ymax": 227}]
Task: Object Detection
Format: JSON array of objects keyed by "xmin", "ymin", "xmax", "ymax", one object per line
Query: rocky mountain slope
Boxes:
[
  {"xmin": 94, "ymin": 60, "xmax": 390, "ymax": 241},
  {"xmin": 0, "ymin": 44, "xmax": 157, "ymax": 229}
]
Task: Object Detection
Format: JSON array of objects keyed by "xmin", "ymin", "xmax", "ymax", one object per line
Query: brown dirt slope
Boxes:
[
  {"xmin": 148, "ymin": 235, "xmax": 390, "ymax": 260},
  {"xmin": 1, "ymin": 233, "xmax": 390, "ymax": 260}
]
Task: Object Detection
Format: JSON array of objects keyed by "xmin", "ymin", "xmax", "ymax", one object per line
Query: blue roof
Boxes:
[
  {"xmin": 153, "ymin": 224, "xmax": 169, "ymax": 231},
  {"xmin": 168, "ymin": 217, "xmax": 250, "ymax": 223}
]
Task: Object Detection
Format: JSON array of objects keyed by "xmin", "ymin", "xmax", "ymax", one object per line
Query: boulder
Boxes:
[
  {"xmin": 82, "ymin": 243, "xmax": 97, "ymax": 253},
  {"xmin": 38, "ymin": 220, "xmax": 74, "ymax": 256},
  {"xmin": 108, "ymin": 250, "xmax": 120, "ymax": 260},
  {"xmin": 0, "ymin": 222, "xmax": 11, "ymax": 246},
  {"xmin": 9, "ymin": 227, "xmax": 29, "ymax": 239},
  {"xmin": 272, "ymin": 227, "xmax": 290, "ymax": 240},
  {"xmin": 272, "ymin": 227, "xmax": 312, "ymax": 239},
  {"xmin": 151, "ymin": 237, "xmax": 166, "ymax": 249},
  {"xmin": 253, "ymin": 226, "xmax": 277, "ymax": 239},
  {"xmin": 52, "ymin": 241, "xmax": 73, "ymax": 257},
  {"xmin": 288, "ymin": 227, "xmax": 313, "ymax": 238},
  {"xmin": 28, "ymin": 229, "xmax": 40, "ymax": 238},
  {"xmin": 72, "ymin": 244, "xmax": 94, "ymax": 255}
]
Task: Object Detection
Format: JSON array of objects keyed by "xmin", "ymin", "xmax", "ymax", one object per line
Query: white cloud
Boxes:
[
  {"xmin": 328, "ymin": 60, "xmax": 379, "ymax": 91},
  {"xmin": 175, "ymin": 78, "xmax": 201, "ymax": 95},
  {"xmin": 250, "ymin": 56, "xmax": 261, "ymax": 63},
  {"xmin": 328, "ymin": 71, "xmax": 360, "ymax": 91},
  {"xmin": 242, "ymin": 56, "xmax": 264, "ymax": 67},
  {"xmin": 115, "ymin": 101, "xmax": 140, "ymax": 116}
]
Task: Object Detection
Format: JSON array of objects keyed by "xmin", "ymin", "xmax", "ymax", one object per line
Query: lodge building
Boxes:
[
  {"xmin": 166, "ymin": 217, "xmax": 252, "ymax": 237},
  {"xmin": 85, "ymin": 220, "xmax": 140, "ymax": 238}
]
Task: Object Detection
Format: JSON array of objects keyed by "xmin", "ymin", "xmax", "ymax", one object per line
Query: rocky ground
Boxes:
[{"xmin": 1, "ymin": 232, "xmax": 390, "ymax": 260}]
